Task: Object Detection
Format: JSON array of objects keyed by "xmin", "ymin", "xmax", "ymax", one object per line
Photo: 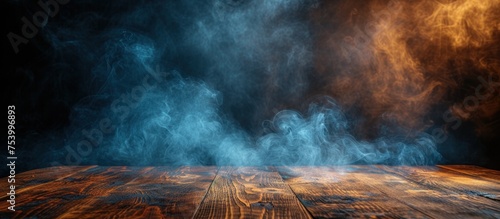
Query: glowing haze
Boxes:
[{"xmin": 18, "ymin": 0, "xmax": 499, "ymax": 167}]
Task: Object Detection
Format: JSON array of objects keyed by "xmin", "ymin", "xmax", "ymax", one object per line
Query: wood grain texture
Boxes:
[
  {"xmin": 1, "ymin": 165, "xmax": 499, "ymax": 219},
  {"xmin": 277, "ymin": 166, "xmax": 431, "ymax": 218},
  {"xmin": 378, "ymin": 165, "xmax": 500, "ymax": 200},
  {"xmin": 0, "ymin": 166, "xmax": 216, "ymax": 219},
  {"xmin": 1, "ymin": 166, "xmax": 150, "ymax": 219},
  {"xmin": 0, "ymin": 166, "xmax": 96, "ymax": 199},
  {"xmin": 376, "ymin": 165, "xmax": 500, "ymax": 218},
  {"xmin": 438, "ymin": 165, "xmax": 500, "ymax": 182},
  {"xmin": 193, "ymin": 166, "xmax": 312, "ymax": 219},
  {"xmin": 59, "ymin": 166, "xmax": 217, "ymax": 219}
]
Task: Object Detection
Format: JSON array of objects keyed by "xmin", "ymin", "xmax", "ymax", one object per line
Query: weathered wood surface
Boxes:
[
  {"xmin": 277, "ymin": 166, "xmax": 430, "ymax": 218},
  {"xmin": 0, "ymin": 166, "xmax": 217, "ymax": 219},
  {"xmin": 438, "ymin": 165, "xmax": 500, "ymax": 182},
  {"xmin": 0, "ymin": 165, "xmax": 96, "ymax": 199},
  {"xmin": 58, "ymin": 166, "xmax": 217, "ymax": 219},
  {"xmin": 193, "ymin": 166, "xmax": 311, "ymax": 219},
  {"xmin": 372, "ymin": 165, "xmax": 500, "ymax": 219},
  {"xmin": 0, "ymin": 165, "xmax": 499, "ymax": 218},
  {"xmin": 378, "ymin": 165, "xmax": 500, "ymax": 202}
]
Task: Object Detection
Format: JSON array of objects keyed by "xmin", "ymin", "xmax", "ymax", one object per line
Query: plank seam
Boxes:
[
  {"xmin": 272, "ymin": 166, "xmax": 315, "ymax": 219},
  {"xmin": 437, "ymin": 165, "xmax": 500, "ymax": 184},
  {"xmin": 191, "ymin": 166, "xmax": 220, "ymax": 219},
  {"xmin": 376, "ymin": 165, "xmax": 500, "ymax": 203},
  {"xmin": 360, "ymin": 166, "xmax": 436, "ymax": 219}
]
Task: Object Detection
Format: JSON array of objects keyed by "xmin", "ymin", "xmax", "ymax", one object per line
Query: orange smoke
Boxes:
[{"xmin": 312, "ymin": 0, "xmax": 500, "ymax": 139}]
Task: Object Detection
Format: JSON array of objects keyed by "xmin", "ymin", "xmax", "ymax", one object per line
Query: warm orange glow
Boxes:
[
  {"xmin": 421, "ymin": 0, "xmax": 498, "ymax": 49},
  {"xmin": 312, "ymin": 0, "xmax": 500, "ymax": 139}
]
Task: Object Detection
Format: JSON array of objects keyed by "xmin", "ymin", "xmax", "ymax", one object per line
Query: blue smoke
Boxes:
[
  {"xmin": 257, "ymin": 99, "xmax": 441, "ymax": 165},
  {"xmin": 26, "ymin": 0, "xmax": 440, "ymax": 167}
]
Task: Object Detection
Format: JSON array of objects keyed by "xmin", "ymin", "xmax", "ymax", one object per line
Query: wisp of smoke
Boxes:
[{"xmin": 19, "ymin": 0, "xmax": 455, "ymax": 168}]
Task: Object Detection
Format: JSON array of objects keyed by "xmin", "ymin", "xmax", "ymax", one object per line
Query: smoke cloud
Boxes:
[{"xmin": 11, "ymin": 0, "xmax": 498, "ymax": 170}]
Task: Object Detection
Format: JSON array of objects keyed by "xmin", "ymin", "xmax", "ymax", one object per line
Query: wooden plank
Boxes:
[
  {"xmin": 277, "ymin": 166, "xmax": 430, "ymax": 218},
  {"xmin": 378, "ymin": 165, "xmax": 500, "ymax": 201},
  {"xmin": 0, "ymin": 166, "xmax": 150, "ymax": 219},
  {"xmin": 59, "ymin": 166, "xmax": 217, "ymax": 219},
  {"xmin": 193, "ymin": 166, "xmax": 311, "ymax": 219},
  {"xmin": 1, "ymin": 165, "xmax": 499, "ymax": 218},
  {"xmin": 438, "ymin": 165, "xmax": 500, "ymax": 182},
  {"xmin": 375, "ymin": 165, "xmax": 500, "ymax": 218},
  {"xmin": 281, "ymin": 166, "xmax": 500, "ymax": 218},
  {"xmin": 0, "ymin": 166, "xmax": 96, "ymax": 199}
]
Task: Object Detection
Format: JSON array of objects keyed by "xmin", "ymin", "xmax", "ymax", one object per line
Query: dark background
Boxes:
[{"xmin": 3, "ymin": 0, "xmax": 499, "ymax": 177}]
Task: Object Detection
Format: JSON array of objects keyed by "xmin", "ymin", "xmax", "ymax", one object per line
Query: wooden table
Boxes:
[{"xmin": 1, "ymin": 165, "xmax": 499, "ymax": 218}]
